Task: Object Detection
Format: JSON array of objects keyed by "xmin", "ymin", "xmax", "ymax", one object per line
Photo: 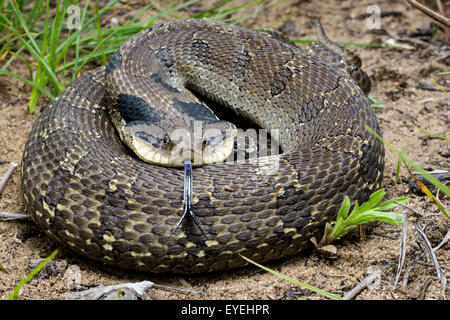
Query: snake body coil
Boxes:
[{"xmin": 21, "ymin": 19, "xmax": 384, "ymax": 273}]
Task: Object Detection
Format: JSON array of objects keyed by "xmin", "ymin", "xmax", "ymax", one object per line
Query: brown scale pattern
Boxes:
[{"xmin": 21, "ymin": 19, "xmax": 384, "ymax": 273}]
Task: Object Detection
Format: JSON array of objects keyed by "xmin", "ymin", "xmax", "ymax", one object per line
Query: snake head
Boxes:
[{"xmin": 115, "ymin": 120, "xmax": 237, "ymax": 167}]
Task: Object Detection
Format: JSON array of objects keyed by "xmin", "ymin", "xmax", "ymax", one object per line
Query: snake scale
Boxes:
[{"xmin": 21, "ymin": 19, "xmax": 384, "ymax": 273}]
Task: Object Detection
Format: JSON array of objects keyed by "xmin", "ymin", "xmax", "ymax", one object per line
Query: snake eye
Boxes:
[{"xmin": 163, "ymin": 134, "xmax": 170, "ymax": 146}]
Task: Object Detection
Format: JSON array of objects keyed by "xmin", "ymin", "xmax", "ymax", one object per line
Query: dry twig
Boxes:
[
  {"xmin": 433, "ymin": 229, "xmax": 450, "ymax": 252},
  {"xmin": 65, "ymin": 280, "xmax": 212, "ymax": 300},
  {"xmin": 415, "ymin": 223, "xmax": 447, "ymax": 299},
  {"xmin": 393, "ymin": 200, "xmax": 423, "ymax": 217},
  {"xmin": 393, "ymin": 213, "xmax": 409, "ymax": 290},
  {"xmin": 0, "ymin": 211, "xmax": 29, "ymax": 221},
  {"xmin": 66, "ymin": 281, "xmax": 155, "ymax": 300},
  {"xmin": 436, "ymin": 0, "xmax": 450, "ymax": 38},
  {"xmin": 343, "ymin": 266, "xmax": 382, "ymax": 300},
  {"xmin": 406, "ymin": 0, "xmax": 450, "ymax": 28},
  {"xmin": 0, "ymin": 162, "xmax": 18, "ymax": 195}
]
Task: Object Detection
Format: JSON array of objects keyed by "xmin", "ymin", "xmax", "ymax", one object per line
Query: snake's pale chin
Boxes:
[{"xmin": 122, "ymin": 126, "xmax": 238, "ymax": 167}]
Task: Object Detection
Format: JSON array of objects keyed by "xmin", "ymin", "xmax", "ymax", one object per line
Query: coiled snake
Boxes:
[{"xmin": 21, "ymin": 19, "xmax": 384, "ymax": 273}]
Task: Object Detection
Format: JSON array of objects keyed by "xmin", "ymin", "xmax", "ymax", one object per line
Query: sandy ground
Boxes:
[{"xmin": 0, "ymin": 0, "xmax": 449, "ymax": 300}]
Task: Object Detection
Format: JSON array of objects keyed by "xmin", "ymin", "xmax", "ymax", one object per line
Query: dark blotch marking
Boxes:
[
  {"xmin": 172, "ymin": 98, "xmax": 219, "ymax": 123},
  {"xmin": 155, "ymin": 47, "xmax": 175, "ymax": 69},
  {"xmin": 150, "ymin": 73, "xmax": 180, "ymax": 93},
  {"xmin": 269, "ymin": 66, "xmax": 293, "ymax": 96},
  {"xmin": 233, "ymin": 49, "xmax": 252, "ymax": 78},
  {"xmin": 116, "ymin": 94, "xmax": 164, "ymax": 123},
  {"xmin": 257, "ymin": 30, "xmax": 297, "ymax": 47},
  {"xmin": 105, "ymin": 50, "xmax": 123, "ymax": 76},
  {"xmin": 192, "ymin": 39, "xmax": 211, "ymax": 65}
]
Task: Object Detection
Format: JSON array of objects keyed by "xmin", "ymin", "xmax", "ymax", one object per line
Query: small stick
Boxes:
[
  {"xmin": 0, "ymin": 211, "xmax": 29, "ymax": 221},
  {"xmin": 415, "ymin": 222, "xmax": 447, "ymax": 299},
  {"xmin": 66, "ymin": 281, "xmax": 156, "ymax": 300},
  {"xmin": 402, "ymin": 253, "xmax": 420, "ymax": 287},
  {"xmin": 393, "ymin": 200, "xmax": 423, "ymax": 217},
  {"xmin": 393, "ymin": 213, "xmax": 408, "ymax": 290},
  {"xmin": 436, "ymin": 0, "xmax": 450, "ymax": 38},
  {"xmin": 433, "ymin": 229, "xmax": 450, "ymax": 252},
  {"xmin": 343, "ymin": 266, "xmax": 382, "ymax": 300},
  {"xmin": 65, "ymin": 280, "xmax": 213, "ymax": 300},
  {"xmin": 0, "ymin": 162, "xmax": 18, "ymax": 195},
  {"xmin": 406, "ymin": 0, "xmax": 450, "ymax": 28}
]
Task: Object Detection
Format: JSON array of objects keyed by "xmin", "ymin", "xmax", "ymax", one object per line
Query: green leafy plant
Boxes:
[
  {"xmin": 320, "ymin": 189, "xmax": 407, "ymax": 246},
  {"xmin": 240, "ymin": 189, "xmax": 408, "ymax": 299}
]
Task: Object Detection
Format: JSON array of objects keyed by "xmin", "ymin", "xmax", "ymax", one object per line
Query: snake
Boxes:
[{"xmin": 21, "ymin": 19, "xmax": 384, "ymax": 273}]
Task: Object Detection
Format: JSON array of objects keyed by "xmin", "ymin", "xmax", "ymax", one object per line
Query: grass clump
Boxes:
[{"xmin": 0, "ymin": 0, "xmax": 277, "ymax": 113}]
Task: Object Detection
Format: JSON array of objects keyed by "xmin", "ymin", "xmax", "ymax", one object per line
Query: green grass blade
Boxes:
[
  {"xmin": 145, "ymin": 0, "xmax": 201, "ymax": 27},
  {"xmin": 0, "ymin": 68, "xmax": 54, "ymax": 99},
  {"xmin": 431, "ymin": 79, "xmax": 450, "ymax": 100},
  {"xmin": 368, "ymin": 96, "xmax": 385, "ymax": 109},
  {"xmin": 206, "ymin": 0, "xmax": 266, "ymax": 22},
  {"xmin": 239, "ymin": 254, "xmax": 343, "ymax": 300},
  {"xmin": 192, "ymin": 0, "xmax": 234, "ymax": 18},
  {"xmin": 7, "ymin": 50, "xmax": 34, "ymax": 81},
  {"xmin": 414, "ymin": 178, "xmax": 449, "ymax": 219},
  {"xmin": 24, "ymin": 0, "xmax": 45, "ymax": 30},
  {"xmin": 291, "ymin": 39, "xmax": 405, "ymax": 49},
  {"xmin": 94, "ymin": 0, "xmax": 107, "ymax": 65},
  {"xmin": 396, "ymin": 142, "xmax": 408, "ymax": 184},
  {"xmin": 366, "ymin": 126, "xmax": 450, "ymax": 199},
  {"xmin": 418, "ymin": 128, "xmax": 450, "ymax": 142},
  {"xmin": 8, "ymin": 0, "xmax": 41, "ymax": 54},
  {"xmin": 7, "ymin": 249, "xmax": 59, "ymax": 300}
]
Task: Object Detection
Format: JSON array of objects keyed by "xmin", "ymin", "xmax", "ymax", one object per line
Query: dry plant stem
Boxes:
[
  {"xmin": 402, "ymin": 253, "xmax": 420, "ymax": 287},
  {"xmin": 406, "ymin": 0, "xmax": 450, "ymax": 28},
  {"xmin": 65, "ymin": 281, "xmax": 212, "ymax": 300},
  {"xmin": 393, "ymin": 200, "xmax": 423, "ymax": 217},
  {"xmin": 393, "ymin": 213, "xmax": 408, "ymax": 290},
  {"xmin": 415, "ymin": 223, "xmax": 447, "ymax": 299},
  {"xmin": 433, "ymin": 229, "xmax": 450, "ymax": 252},
  {"xmin": 436, "ymin": 0, "xmax": 450, "ymax": 38},
  {"xmin": 0, "ymin": 211, "xmax": 29, "ymax": 221},
  {"xmin": 66, "ymin": 281, "xmax": 155, "ymax": 300},
  {"xmin": 343, "ymin": 267, "xmax": 382, "ymax": 300},
  {"xmin": 0, "ymin": 162, "xmax": 18, "ymax": 195}
]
